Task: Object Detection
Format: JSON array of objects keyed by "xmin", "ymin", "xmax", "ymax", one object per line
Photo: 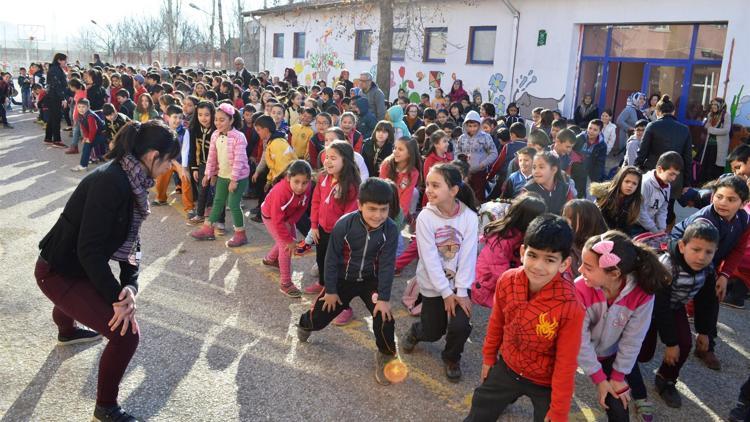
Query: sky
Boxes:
[{"xmin": 1, "ymin": 0, "xmax": 265, "ymax": 49}]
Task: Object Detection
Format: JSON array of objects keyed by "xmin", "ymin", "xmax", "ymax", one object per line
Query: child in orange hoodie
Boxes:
[{"xmin": 465, "ymin": 214, "xmax": 584, "ymax": 422}]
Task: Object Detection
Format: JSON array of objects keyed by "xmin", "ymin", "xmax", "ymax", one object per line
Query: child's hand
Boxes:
[
  {"xmin": 373, "ymin": 300, "xmax": 393, "ymax": 322},
  {"xmin": 264, "ymin": 182, "xmax": 271, "ymax": 192},
  {"xmin": 193, "ymin": 170, "xmax": 199, "ymax": 182},
  {"xmin": 285, "ymin": 242, "xmax": 296, "ymax": 254},
  {"xmin": 443, "ymin": 294, "xmax": 458, "ymax": 317},
  {"xmin": 252, "ymin": 172, "xmax": 259, "ymax": 183},
  {"xmin": 480, "ymin": 364, "xmax": 492, "ymax": 382},
  {"xmin": 609, "ymin": 379, "xmax": 631, "ymax": 409},
  {"xmin": 716, "ymin": 276, "xmax": 728, "ymax": 301},
  {"xmin": 84, "ymin": 138, "xmax": 91, "ymax": 144},
  {"xmin": 228, "ymin": 180, "xmax": 238, "ymax": 192},
  {"xmin": 596, "ymin": 380, "xmax": 617, "ymax": 409},
  {"xmin": 319, "ymin": 293, "xmax": 341, "ymax": 313},
  {"xmin": 201, "ymin": 176, "xmax": 210, "ymax": 187},
  {"xmin": 456, "ymin": 296, "xmax": 472, "ymax": 318},
  {"xmin": 696, "ymin": 334, "xmax": 709, "ymax": 352},
  {"xmin": 311, "ymin": 228, "xmax": 320, "ymax": 244},
  {"xmin": 249, "ymin": 156, "xmax": 257, "ymax": 165},
  {"xmin": 664, "ymin": 345, "xmax": 680, "ymax": 366}
]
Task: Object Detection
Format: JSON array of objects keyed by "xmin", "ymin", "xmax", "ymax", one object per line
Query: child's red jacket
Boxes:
[{"xmin": 483, "ymin": 267, "xmax": 584, "ymax": 421}]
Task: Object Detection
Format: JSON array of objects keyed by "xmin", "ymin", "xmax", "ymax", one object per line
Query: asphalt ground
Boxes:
[{"xmin": 1, "ymin": 108, "xmax": 747, "ymax": 421}]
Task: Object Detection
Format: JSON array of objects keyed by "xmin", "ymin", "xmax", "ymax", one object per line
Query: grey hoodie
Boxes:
[
  {"xmin": 454, "ymin": 110, "xmax": 498, "ymax": 173},
  {"xmin": 638, "ymin": 170, "xmax": 670, "ymax": 232}
]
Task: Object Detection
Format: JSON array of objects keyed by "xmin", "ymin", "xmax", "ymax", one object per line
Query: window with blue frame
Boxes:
[
  {"xmin": 273, "ymin": 33, "xmax": 284, "ymax": 58},
  {"xmin": 467, "ymin": 26, "xmax": 497, "ymax": 64},
  {"xmin": 355, "ymin": 30, "xmax": 373, "ymax": 61},
  {"xmin": 293, "ymin": 32, "xmax": 305, "ymax": 59},
  {"xmin": 392, "ymin": 28, "xmax": 407, "ymax": 61},
  {"xmin": 424, "ymin": 27, "xmax": 447, "ymax": 63}
]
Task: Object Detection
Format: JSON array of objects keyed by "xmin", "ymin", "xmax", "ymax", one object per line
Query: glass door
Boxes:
[{"xmin": 644, "ymin": 64, "xmax": 686, "ymax": 117}]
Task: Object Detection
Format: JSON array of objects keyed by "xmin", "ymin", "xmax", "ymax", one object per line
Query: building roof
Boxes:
[{"xmin": 243, "ymin": 0, "xmax": 369, "ymax": 17}]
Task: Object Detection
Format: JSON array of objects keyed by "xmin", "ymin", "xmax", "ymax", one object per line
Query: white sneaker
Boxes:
[
  {"xmin": 71, "ymin": 165, "xmax": 88, "ymax": 172},
  {"xmin": 310, "ymin": 262, "xmax": 319, "ymax": 277}
]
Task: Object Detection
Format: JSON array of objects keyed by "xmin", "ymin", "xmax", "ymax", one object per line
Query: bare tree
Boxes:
[
  {"xmin": 129, "ymin": 16, "xmax": 164, "ymax": 65},
  {"xmin": 217, "ymin": 0, "xmax": 226, "ymax": 68},
  {"xmin": 162, "ymin": 0, "xmax": 183, "ymax": 65},
  {"xmin": 376, "ymin": 0, "xmax": 394, "ymax": 99},
  {"xmin": 76, "ymin": 29, "xmax": 100, "ymax": 60}
]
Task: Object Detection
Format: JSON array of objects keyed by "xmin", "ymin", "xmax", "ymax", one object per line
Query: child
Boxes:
[
  {"xmin": 386, "ymin": 104, "xmax": 410, "ymax": 138},
  {"xmin": 725, "ymin": 145, "xmax": 750, "ymax": 307},
  {"xmin": 550, "ymin": 119, "xmax": 566, "ymax": 141},
  {"xmin": 70, "ymin": 99, "xmax": 106, "ymax": 172},
  {"xmin": 362, "ymin": 121, "xmax": 395, "ymax": 177},
  {"xmin": 574, "ymin": 119, "xmax": 607, "ymax": 189},
  {"xmin": 352, "ymin": 97, "xmax": 376, "ymax": 139},
  {"xmin": 308, "ymin": 112, "xmax": 331, "ymax": 169},
  {"xmin": 432, "ymin": 88, "xmax": 448, "ymax": 111},
  {"xmin": 401, "ymin": 163, "xmax": 478, "ymax": 382},
  {"xmin": 289, "ymin": 107, "xmax": 315, "ymax": 159},
  {"xmin": 488, "ymin": 122, "xmax": 527, "ymax": 185},
  {"xmin": 115, "ymin": 89, "xmax": 136, "ymax": 120},
  {"xmin": 455, "ymin": 110, "xmax": 497, "ymax": 201},
  {"xmin": 422, "ymin": 130, "xmax": 454, "ymax": 199},
  {"xmin": 423, "ymin": 108, "xmax": 437, "ymax": 127},
  {"xmin": 624, "ymin": 119, "xmax": 648, "ymax": 167},
  {"xmin": 379, "ymin": 137, "xmax": 422, "ymax": 221},
  {"xmin": 133, "ymin": 93, "xmax": 159, "ymax": 123},
  {"xmin": 472, "ymin": 193, "xmax": 547, "ymax": 308},
  {"xmin": 576, "ymin": 230, "xmax": 671, "ymax": 421},
  {"xmin": 340, "ymin": 112, "xmax": 364, "ymax": 152},
  {"xmin": 304, "ymin": 141, "xmax": 361, "ymax": 295},
  {"xmin": 628, "ymin": 220, "xmax": 719, "ymax": 412},
  {"xmin": 591, "ymin": 166, "xmax": 643, "ymax": 233},
  {"xmin": 465, "ymin": 214, "xmax": 584, "ymax": 421},
  {"xmin": 296, "ymin": 178, "xmax": 399, "ymax": 385},
  {"xmin": 65, "ymin": 78, "xmax": 87, "ymax": 155},
  {"xmin": 500, "ymin": 147, "xmax": 535, "ymax": 198},
  {"xmin": 321, "ymin": 127, "xmax": 369, "ymax": 181},
  {"xmin": 261, "ymin": 160, "xmax": 313, "ymax": 298},
  {"xmin": 600, "ymin": 109, "xmax": 618, "ymax": 155},
  {"xmin": 186, "ymin": 101, "xmax": 220, "ymax": 226},
  {"xmin": 404, "ymin": 104, "xmax": 424, "ymax": 134},
  {"xmin": 153, "ymin": 105, "xmax": 194, "ymax": 215},
  {"xmin": 636, "ymin": 152, "xmax": 683, "ymax": 234},
  {"xmin": 552, "ymin": 128, "xmax": 578, "ymax": 176},
  {"xmin": 561, "ymin": 199, "xmax": 608, "ymax": 281},
  {"xmin": 523, "ymin": 151, "xmax": 575, "ymax": 215},
  {"xmin": 102, "ymin": 104, "xmax": 130, "ymax": 147},
  {"xmin": 504, "ymin": 102, "xmax": 524, "ymax": 126},
  {"xmin": 190, "ymin": 103, "xmax": 250, "ymax": 247}
]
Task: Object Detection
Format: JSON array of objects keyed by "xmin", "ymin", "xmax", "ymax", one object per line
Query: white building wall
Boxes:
[{"xmin": 255, "ymin": 0, "xmax": 750, "ymax": 125}]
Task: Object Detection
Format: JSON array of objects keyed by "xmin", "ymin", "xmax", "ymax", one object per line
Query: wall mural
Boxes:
[
  {"xmin": 487, "ymin": 73, "xmax": 507, "ymax": 112},
  {"xmin": 731, "ymin": 86, "xmax": 750, "ymax": 126},
  {"xmin": 511, "ymin": 69, "xmax": 565, "ymax": 119}
]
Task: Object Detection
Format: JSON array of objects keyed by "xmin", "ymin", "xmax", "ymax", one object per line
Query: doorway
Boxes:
[{"xmin": 602, "ymin": 61, "xmax": 645, "ymax": 116}]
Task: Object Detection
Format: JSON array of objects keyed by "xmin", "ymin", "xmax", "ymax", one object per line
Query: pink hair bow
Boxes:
[
  {"xmin": 592, "ymin": 239, "xmax": 621, "ymax": 268},
  {"xmin": 218, "ymin": 103, "xmax": 235, "ymax": 117}
]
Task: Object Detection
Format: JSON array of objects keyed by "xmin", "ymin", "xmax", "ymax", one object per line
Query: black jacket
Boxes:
[
  {"xmin": 120, "ymin": 99, "xmax": 136, "ymax": 119},
  {"xmin": 87, "ymin": 84, "xmax": 108, "ymax": 111},
  {"xmin": 39, "ymin": 161, "xmax": 139, "ymax": 303},
  {"xmin": 235, "ymin": 68, "xmax": 252, "ymax": 89},
  {"xmin": 46, "ymin": 63, "xmax": 67, "ymax": 99},
  {"xmin": 574, "ymin": 105, "xmax": 599, "ymax": 128},
  {"xmin": 635, "ymin": 115, "xmax": 692, "ymax": 188},
  {"xmin": 361, "ymin": 138, "xmax": 393, "ymax": 177}
]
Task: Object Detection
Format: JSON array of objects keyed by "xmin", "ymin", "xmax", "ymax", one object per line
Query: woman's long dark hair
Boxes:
[
  {"xmin": 594, "ymin": 166, "xmax": 643, "ymax": 226},
  {"xmin": 51, "ymin": 53, "xmax": 67, "ymax": 65},
  {"xmin": 326, "ymin": 140, "xmax": 361, "ymax": 206},
  {"xmin": 106, "ymin": 120, "xmax": 180, "ymax": 163}
]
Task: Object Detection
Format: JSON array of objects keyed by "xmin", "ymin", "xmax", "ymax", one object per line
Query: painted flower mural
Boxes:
[
  {"xmin": 487, "ymin": 72, "xmax": 507, "ymax": 112},
  {"xmin": 306, "ymin": 48, "xmax": 344, "ymax": 84}
]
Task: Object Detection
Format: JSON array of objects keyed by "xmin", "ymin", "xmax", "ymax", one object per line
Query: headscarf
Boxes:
[{"xmin": 626, "ymin": 92, "xmax": 646, "ymax": 109}]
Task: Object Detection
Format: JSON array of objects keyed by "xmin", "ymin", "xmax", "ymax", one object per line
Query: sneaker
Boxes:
[
  {"xmin": 150, "ymin": 199, "xmax": 168, "ymax": 206},
  {"xmin": 633, "ymin": 399, "xmax": 654, "ymax": 422},
  {"xmin": 174, "ymin": 187, "xmax": 182, "ymax": 195},
  {"xmin": 93, "ymin": 405, "xmax": 140, "ymax": 422},
  {"xmin": 186, "ymin": 215, "xmax": 204, "ymax": 226},
  {"xmin": 64, "ymin": 146, "xmax": 79, "ymax": 154},
  {"xmin": 400, "ymin": 326, "xmax": 418, "ymax": 354},
  {"xmin": 722, "ymin": 295, "xmax": 746, "ymax": 309},
  {"xmin": 729, "ymin": 399, "xmax": 750, "ymax": 422},
  {"xmin": 3, "ymin": 123, "xmax": 13, "ymax": 129},
  {"xmin": 296, "ymin": 325, "xmax": 311, "ymax": 342},
  {"xmin": 443, "ymin": 358, "xmax": 462, "ymax": 383},
  {"xmin": 43, "ymin": 139, "xmax": 54, "ymax": 145},
  {"xmin": 655, "ymin": 374, "xmax": 682, "ymax": 408},
  {"xmin": 694, "ymin": 349, "xmax": 722, "ymax": 371},
  {"xmin": 190, "ymin": 224, "xmax": 216, "ymax": 241},
  {"xmin": 186, "ymin": 210, "xmax": 197, "ymax": 220},
  {"xmin": 303, "ymin": 283, "xmax": 324, "ymax": 295},
  {"xmin": 262, "ymin": 258, "xmax": 280, "ymax": 268},
  {"xmin": 295, "ymin": 240, "xmax": 313, "ymax": 256},
  {"xmin": 214, "ymin": 222, "xmax": 226, "ymax": 236},
  {"xmin": 63, "ymin": 126, "xmax": 73, "ymax": 132},
  {"xmin": 333, "ymin": 307, "xmax": 354, "ymax": 326},
  {"xmin": 70, "ymin": 165, "xmax": 88, "ymax": 172},
  {"xmin": 375, "ymin": 351, "xmax": 396, "ymax": 386},
  {"xmin": 57, "ymin": 328, "xmax": 102, "ymax": 346},
  {"xmin": 309, "ymin": 262, "xmax": 319, "ymax": 277},
  {"xmin": 226, "ymin": 230, "xmax": 248, "ymax": 247},
  {"xmin": 52, "ymin": 141, "xmax": 67, "ymax": 148},
  {"xmin": 279, "ymin": 282, "xmax": 302, "ymax": 298}
]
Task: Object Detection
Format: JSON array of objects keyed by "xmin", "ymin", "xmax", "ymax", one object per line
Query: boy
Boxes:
[
  {"xmin": 482, "ymin": 118, "xmax": 499, "ymax": 150},
  {"xmin": 250, "ymin": 115, "xmax": 295, "ymax": 222},
  {"xmin": 289, "ymin": 107, "xmax": 316, "ymax": 159},
  {"xmin": 71, "ymin": 99, "xmax": 105, "ymax": 172},
  {"xmin": 574, "ymin": 119, "xmax": 607, "ymax": 184},
  {"xmin": 0, "ymin": 73, "xmax": 12, "ymax": 128},
  {"xmin": 488, "ymin": 122, "xmax": 527, "ymax": 184},
  {"xmin": 624, "ymin": 119, "xmax": 648, "ymax": 167},
  {"xmin": 153, "ymin": 105, "xmax": 194, "ymax": 215},
  {"xmin": 102, "ymin": 103, "xmax": 130, "ymax": 147},
  {"xmin": 455, "ymin": 110, "xmax": 498, "ymax": 201},
  {"xmin": 550, "ymin": 119, "xmax": 566, "ymax": 141},
  {"xmin": 308, "ymin": 113, "xmax": 331, "ymax": 169},
  {"xmin": 636, "ymin": 152, "xmax": 682, "ymax": 234},
  {"xmin": 18, "ymin": 67, "xmax": 32, "ymax": 112},
  {"xmin": 352, "ymin": 97, "xmax": 376, "ymax": 139},
  {"xmin": 419, "ymin": 93, "xmax": 431, "ymax": 115},
  {"xmin": 465, "ymin": 214, "xmax": 584, "ymax": 421},
  {"xmin": 423, "ymin": 108, "xmax": 437, "ymax": 127},
  {"xmin": 297, "ymin": 178, "xmax": 400, "ymax": 385},
  {"xmin": 269, "ymin": 102, "xmax": 289, "ymax": 135},
  {"xmin": 500, "ymin": 147, "xmax": 535, "ymax": 198},
  {"xmin": 628, "ymin": 220, "xmax": 719, "ymax": 412},
  {"xmin": 115, "ymin": 89, "xmax": 136, "ymax": 119}
]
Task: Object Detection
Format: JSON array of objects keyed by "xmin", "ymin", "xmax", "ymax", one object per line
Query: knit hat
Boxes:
[{"xmin": 133, "ymin": 74, "xmax": 145, "ymax": 84}]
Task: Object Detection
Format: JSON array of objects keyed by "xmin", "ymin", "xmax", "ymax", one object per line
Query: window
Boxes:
[
  {"xmin": 424, "ymin": 27, "xmax": 447, "ymax": 63},
  {"xmin": 468, "ymin": 26, "xmax": 496, "ymax": 64},
  {"xmin": 273, "ymin": 33, "xmax": 284, "ymax": 58},
  {"xmin": 355, "ymin": 30, "xmax": 373, "ymax": 60},
  {"xmin": 611, "ymin": 24, "xmax": 693, "ymax": 59},
  {"xmin": 392, "ymin": 28, "xmax": 407, "ymax": 61},
  {"xmin": 293, "ymin": 32, "xmax": 305, "ymax": 59},
  {"xmin": 686, "ymin": 64, "xmax": 721, "ymax": 121},
  {"xmin": 694, "ymin": 24, "xmax": 727, "ymax": 60},
  {"xmin": 582, "ymin": 25, "xmax": 608, "ymax": 57}
]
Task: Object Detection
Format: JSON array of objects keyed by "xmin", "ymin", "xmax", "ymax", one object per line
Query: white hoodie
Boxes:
[{"xmin": 415, "ymin": 201, "xmax": 478, "ymax": 298}]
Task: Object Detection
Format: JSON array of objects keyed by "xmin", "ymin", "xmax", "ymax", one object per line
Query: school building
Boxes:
[{"xmin": 245, "ymin": 0, "xmax": 750, "ymax": 133}]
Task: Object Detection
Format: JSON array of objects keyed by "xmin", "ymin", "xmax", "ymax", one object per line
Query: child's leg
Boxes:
[
  {"xmin": 305, "ymin": 229, "xmax": 314, "ymax": 245},
  {"xmin": 208, "ymin": 178, "xmax": 230, "ymax": 223},
  {"xmin": 443, "ymin": 305, "xmax": 472, "ymax": 363},
  {"xmin": 358, "ymin": 278, "xmax": 396, "ymax": 355},
  {"xmin": 464, "ymin": 358, "xmax": 524, "ymax": 422},
  {"xmin": 226, "ymin": 178, "xmax": 249, "ymax": 229},
  {"xmin": 295, "ymin": 210, "xmax": 311, "ymax": 238},
  {"xmin": 629, "ymin": 324, "xmax": 658, "ymax": 400},
  {"xmin": 410, "ymin": 296, "xmax": 448, "ymax": 343},
  {"xmin": 395, "ymin": 239, "xmax": 418, "ymax": 271},
  {"xmin": 298, "ymin": 281, "xmax": 356, "ymax": 331},
  {"xmin": 154, "ymin": 167, "xmax": 174, "ymax": 202},
  {"xmin": 178, "ymin": 166, "xmax": 194, "ymax": 212},
  {"xmin": 71, "ymin": 123, "xmax": 81, "ymax": 148},
  {"xmin": 657, "ymin": 307, "xmax": 692, "ymax": 381},
  {"xmin": 600, "ymin": 357, "xmax": 630, "ymax": 422},
  {"xmin": 79, "ymin": 142, "xmax": 93, "ymax": 167},
  {"xmin": 314, "ymin": 228, "xmax": 331, "ymax": 285},
  {"xmin": 262, "ymin": 217, "xmax": 294, "ymax": 285}
]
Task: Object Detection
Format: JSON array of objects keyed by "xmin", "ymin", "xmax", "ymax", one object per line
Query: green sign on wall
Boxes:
[{"xmin": 537, "ymin": 30, "xmax": 547, "ymax": 46}]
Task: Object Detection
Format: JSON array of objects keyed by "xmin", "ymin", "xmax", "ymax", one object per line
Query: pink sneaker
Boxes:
[
  {"xmin": 303, "ymin": 283, "xmax": 324, "ymax": 295},
  {"xmin": 190, "ymin": 224, "xmax": 216, "ymax": 241},
  {"xmin": 226, "ymin": 230, "xmax": 248, "ymax": 247},
  {"xmin": 333, "ymin": 307, "xmax": 354, "ymax": 326}
]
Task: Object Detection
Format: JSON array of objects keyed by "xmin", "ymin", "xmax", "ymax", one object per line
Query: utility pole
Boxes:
[{"xmin": 217, "ymin": 0, "xmax": 225, "ymax": 69}]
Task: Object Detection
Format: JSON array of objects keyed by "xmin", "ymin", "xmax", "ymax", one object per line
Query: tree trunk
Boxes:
[
  {"xmin": 376, "ymin": 0, "xmax": 394, "ymax": 101},
  {"xmin": 210, "ymin": 0, "xmax": 216, "ymax": 67},
  {"xmin": 218, "ymin": 0, "xmax": 225, "ymax": 68}
]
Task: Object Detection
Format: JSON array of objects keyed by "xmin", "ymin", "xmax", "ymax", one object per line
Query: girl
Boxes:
[
  {"xmin": 233, "ymin": 85, "xmax": 244, "ymax": 109},
  {"xmin": 320, "ymin": 127, "xmax": 369, "ymax": 180},
  {"xmin": 562, "ymin": 199, "xmax": 608, "ymax": 281},
  {"xmin": 701, "ymin": 98, "xmax": 731, "ymax": 184},
  {"xmin": 339, "ymin": 112, "xmax": 364, "ymax": 152},
  {"xmin": 361, "ymin": 121, "xmax": 395, "ymax": 177},
  {"xmin": 401, "ymin": 163, "xmax": 478, "ymax": 382},
  {"xmin": 133, "ymin": 93, "xmax": 159, "ymax": 123},
  {"xmin": 576, "ymin": 230, "xmax": 671, "ymax": 422},
  {"xmin": 261, "ymin": 160, "xmax": 313, "ymax": 298},
  {"xmin": 218, "ymin": 81, "xmax": 234, "ymax": 103},
  {"xmin": 422, "ymin": 130, "xmax": 453, "ymax": 205},
  {"xmin": 308, "ymin": 113, "xmax": 331, "ymax": 169},
  {"xmin": 472, "ymin": 193, "xmax": 547, "ymax": 308},
  {"xmin": 193, "ymin": 82, "xmax": 208, "ymax": 100},
  {"xmin": 304, "ymin": 141, "xmax": 361, "ymax": 295},
  {"xmin": 286, "ymin": 91, "xmax": 303, "ymax": 127},
  {"xmin": 247, "ymin": 89, "xmax": 261, "ymax": 111},
  {"xmin": 386, "ymin": 104, "xmax": 410, "ymax": 139},
  {"xmin": 403, "ymin": 104, "xmax": 424, "ymax": 134},
  {"xmin": 449, "ymin": 102, "xmax": 464, "ymax": 126},
  {"xmin": 380, "ymin": 137, "xmax": 422, "ymax": 221},
  {"xmin": 601, "ymin": 109, "xmax": 618, "ymax": 155},
  {"xmin": 504, "ymin": 102, "xmax": 524, "ymax": 126},
  {"xmin": 185, "ymin": 102, "xmax": 223, "ymax": 227},
  {"xmin": 523, "ymin": 151, "xmax": 575, "ymax": 215},
  {"xmin": 190, "ymin": 103, "xmax": 251, "ymax": 248},
  {"xmin": 591, "ymin": 166, "xmax": 643, "ymax": 233},
  {"xmin": 432, "ymin": 88, "xmax": 448, "ymax": 111},
  {"xmin": 645, "ymin": 93, "xmax": 660, "ymax": 122}
]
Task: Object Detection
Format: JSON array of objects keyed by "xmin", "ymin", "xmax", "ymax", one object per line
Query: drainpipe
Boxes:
[{"xmin": 502, "ymin": 0, "xmax": 520, "ymax": 101}]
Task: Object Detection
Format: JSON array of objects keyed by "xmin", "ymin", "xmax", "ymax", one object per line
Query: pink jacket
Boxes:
[
  {"xmin": 472, "ymin": 228, "xmax": 523, "ymax": 308},
  {"xmin": 260, "ymin": 178, "xmax": 312, "ymax": 242},
  {"xmin": 730, "ymin": 203, "xmax": 750, "ymax": 287},
  {"xmin": 205, "ymin": 128, "xmax": 250, "ymax": 181}
]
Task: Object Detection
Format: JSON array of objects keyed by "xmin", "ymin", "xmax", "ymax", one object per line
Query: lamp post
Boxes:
[{"xmin": 189, "ymin": 2, "xmax": 216, "ymax": 69}]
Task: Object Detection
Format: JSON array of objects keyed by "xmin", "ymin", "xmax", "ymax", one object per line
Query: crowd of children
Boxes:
[{"xmin": 16, "ymin": 54, "xmax": 750, "ymax": 422}]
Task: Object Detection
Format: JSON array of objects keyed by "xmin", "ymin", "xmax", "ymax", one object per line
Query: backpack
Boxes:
[
  {"xmin": 633, "ymin": 231, "xmax": 670, "ymax": 253},
  {"xmin": 401, "ymin": 277, "xmax": 422, "ymax": 316}
]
